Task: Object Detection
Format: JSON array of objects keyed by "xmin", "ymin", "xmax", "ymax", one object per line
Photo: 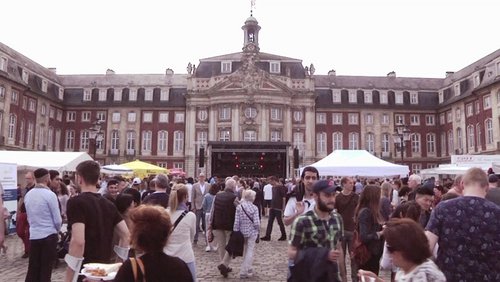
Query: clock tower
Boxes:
[{"xmin": 242, "ymin": 15, "xmax": 260, "ymax": 53}]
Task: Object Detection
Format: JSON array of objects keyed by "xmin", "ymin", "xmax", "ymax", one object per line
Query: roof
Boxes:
[
  {"xmin": 314, "ymin": 75, "xmax": 444, "ymax": 90},
  {"xmin": 0, "ymin": 42, "xmax": 61, "ymax": 84},
  {"xmin": 199, "ymin": 51, "xmax": 302, "ymax": 62},
  {"xmin": 443, "ymin": 48, "xmax": 500, "ymax": 86},
  {"xmin": 59, "ymin": 73, "xmax": 187, "ymax": 88}
]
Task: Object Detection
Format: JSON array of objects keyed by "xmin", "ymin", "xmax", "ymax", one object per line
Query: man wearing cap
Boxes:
[
  {"xmin": 288, "ymin": 180, "xmax": 346, "ymax": 282},
  {"xmin": 191, "ymin": 173, "xmax": 210, "ymax": 243},
  {"xmin": 24, "ymin": 168, "xmax": 62, "ymax": 282},
  {"xmin": 143, "ymin": 174, "xmax": 170, "ymax": 208}
]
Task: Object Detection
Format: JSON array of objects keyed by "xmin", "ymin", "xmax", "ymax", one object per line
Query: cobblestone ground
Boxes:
[{"xmin": 1, "ymin": 217, "xmax": 390, "ymax": 281}]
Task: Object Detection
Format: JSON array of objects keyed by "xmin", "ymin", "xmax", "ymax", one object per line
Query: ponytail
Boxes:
[{"xmin": 168, "ymin": 184, "xmax": 188, "ymax": 211}]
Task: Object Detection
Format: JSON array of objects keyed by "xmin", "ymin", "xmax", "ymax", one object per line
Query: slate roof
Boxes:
[
  {"xmin": 443, "ymin": 48, "xmax": 500, "ymax": 86},
  {"xmin": 0, "ymin": 42, "xmax": 61, "ymax": 84},
  {"xmin": 314, "ymin": 75, "xmax": 444, "ymax": 91},
  {"xmin": 199, "ymin": 52, "xmax": 302, "ymax": 62},
  {"xmin": 59, "ymin": 73, "xmax": 187, "ymax": 88}
]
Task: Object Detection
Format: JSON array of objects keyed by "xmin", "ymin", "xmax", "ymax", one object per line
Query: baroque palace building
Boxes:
[{"xmin": 1, "ymin": 16, "xmax": 500, "ymax": 178}]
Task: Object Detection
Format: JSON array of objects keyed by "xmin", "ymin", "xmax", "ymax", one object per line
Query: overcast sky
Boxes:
[{"xmin": 2, "ymin": 0, "xmax": 499, "ymax": 78}]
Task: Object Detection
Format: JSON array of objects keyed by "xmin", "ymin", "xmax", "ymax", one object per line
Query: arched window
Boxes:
[
  {"xmin": 332, "ymin": 132, "xmax": 343, "ymax": 150},
  {"xmin": 467, "ymin": 125, "xmax": 475, "ymax": 150},
  {"xmin": 411, "ymin": 133, "xmax": 421, "ymax": 153},
  {"xmin": 158, "ymin": 131, "xmax": 168, "ymax": 153},
  {"xmin": 316, "ymin": 132, "xmax": 327, "ymax": 154},
  {"xmin": 80, "ymin": 130, "xmax": 90, "ymax": 150},
  {"xmin": 485, "ymin": 119, "xmax": 493, "ymax": 145},
  {"xmin": 349, "ymin": 132, "xmax": 359, "ymax": 150},
  {"xmin": 174, "ymin": 131, "xmax": 184, "ymax": 153},
  {"xmin": 8, "ymin": 114, "xmax": 16, "ymax": 140},
  {"xmin": 365, "ymin": 133, "xmax": 375, "ymax": 153},
  {"xmin": 448, "ymin": 130, "xmax": 454, "ymax": 155},
  {"xmin": 142, "ymin": 130, "xmax": 152, "ymax": 151},
  {"xmin": 456, "ymin": 127, "xmax": 463, "ymax": 150},
  {"xmin": 112, "ymin": 130, "xmax": 120, "ymax": 150},
  {"xmin": 381, "ymin": 133, "xmax": 390, "ymax": 153},
  {"xmin": 65, "ymin": 130, "xmax": 75, "ymax": 150},
  {"xmin": 426, "ymin": 133, "xmax": 436, "ymax": 154}
]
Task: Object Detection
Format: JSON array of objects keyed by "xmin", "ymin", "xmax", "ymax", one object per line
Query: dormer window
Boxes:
[
  {"xmin": 129, "ymin": 89, "xmax": 137, "ymax": 101},
  {"xmin": 22, "ymin": 69, "xmax": 29, "ymax": 83},
  {"xmin": 221, "ymin": 61, "xmax": 232, "ymax": 73},
  {"xmin": 98, "ymin": 89, "xmax": 106, "ymax": 101},
  {"xmin": 474, "ymin": 75, "xmax": 480, "ymax": 87},
  {"xmin": 58, "ymin": 88, "xmax": 64, "ymax": 100},
  {"xmin": 438, "ymin": 91, "xmax": 444, "ymax": 103},
  {"xmin": 455, "ymin": 84, "xmax": 460, "ymax": 96},
  {"xmin": 83, "ymin": 89, "xmax": 91, "ymax": 101},
  {"xmin": 270, "ymin": 61, "xmax": 280, "ymax": 74},
  {"xmin": 160, "ymin": 89, "xmax": 169, "ymax": 101},
  {"xmin": 42, "ymin": 80, "xmax": 48, "ymax": 92},
  {"xmin": 145, "ymin": 89, "xmax": 153, "ymax": 101},
  {"xmin": 114, "ymin": 89, "xmax": 122, "ymax": 101}
]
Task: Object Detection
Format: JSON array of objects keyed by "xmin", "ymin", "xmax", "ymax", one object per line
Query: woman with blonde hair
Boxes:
[
  {"xmin": 114, "ymin": 205, "xmax": 192, "ymax": 281},
  {"xmin": 164, "ymin": 183, "xmax": 197, "ymax": 281},
  {"xmin": 233, "ymin": 189, "xmax": 260, "ymax": 279},
  {"xmin": 355, "ymin": 184, "xmax": 385, "ymax": 275},
  {"xmin": 380, "ymin": 182, "xmax": 392, "ymax": 221}
]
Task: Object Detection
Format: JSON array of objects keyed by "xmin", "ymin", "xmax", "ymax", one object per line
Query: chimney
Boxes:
[
  {"xmin": 445, "ymin": 71, "xmax": 454, "ymax": 78},
  {"xmin": 328, "ymin": 69, "xmax": 336, "ymax": 76},
  {"xmin": 165, "ymin": 68, "xmax": 174, "ymax": 75},
  {"xmin": 387, "ymin": 71, "xmax": 396, "ymax": 78},
  {"xmin": 48, "ymin": 67, "xmax": 57, "ymax": 74},
  {"xmin": 106, "ymin": 69, "xmax": 115, "ymax": 75}
]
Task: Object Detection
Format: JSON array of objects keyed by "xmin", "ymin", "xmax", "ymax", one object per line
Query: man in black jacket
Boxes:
[{"xmin": 207, "ymin": 178, "xmax": 238, "ymax": 278}]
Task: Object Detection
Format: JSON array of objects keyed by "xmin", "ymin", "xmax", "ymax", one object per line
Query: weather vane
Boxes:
[{"xmin": 250, "ymin": 0, "xmax": 256, "ymax": 16}]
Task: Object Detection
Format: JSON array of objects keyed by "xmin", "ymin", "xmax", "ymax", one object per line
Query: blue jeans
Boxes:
[
  {"xmin": 186, "ymin": 261, "xmax": 196, "ymax": 282},
  {"xmin": 194, "ymin": 209, "xmax": 205, "ymax": 242}
]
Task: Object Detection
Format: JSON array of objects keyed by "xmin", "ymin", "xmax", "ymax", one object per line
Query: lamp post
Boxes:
[
  {"xmin": 393, "ymin": 124, "xmax": 411, "ymax": 163},
  {"xmin": 89, "ymin": 120, "xmax": 104, "ymax": 160}
]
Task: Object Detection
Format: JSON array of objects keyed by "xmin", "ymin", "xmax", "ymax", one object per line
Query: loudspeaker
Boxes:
[
  {"xmin": 199, "ymin": 147, "xmax": 205, "ymax": 167},
  {"xmin": 293, "ymin": 148, "xmax": 299, "ymax": 169}
]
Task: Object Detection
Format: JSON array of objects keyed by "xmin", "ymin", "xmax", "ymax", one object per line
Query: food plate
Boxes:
[
  {"xmin": 80, "ymin": 262, "xmax": 122, "ymax": 281},
  {"xmin": 80, "ymin": 269, "xmax": 117, "ymax": 281}
]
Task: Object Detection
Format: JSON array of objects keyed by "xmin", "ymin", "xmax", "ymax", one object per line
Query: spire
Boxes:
[{"xmin": 242, "ymin": 0, "xmax": 260, "ymax": 52}]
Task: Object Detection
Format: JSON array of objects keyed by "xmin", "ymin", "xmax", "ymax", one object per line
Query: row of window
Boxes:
[
  {"xmin": 439, "ymin": 120, "xmax": 494, "ymax": 154},
  {"xmin": 64, "ymin": 130, "xmax": 184, "ymax": 153},
  {"xmin": 83, "ymin": 88, "xmax": 169, "ymax": 102},
  {"xmin": 316, "ymin": 113, "xmax": 436, "ymax": 126},
  {"xmin": 315, "ymin": 132, "xmax": 437, "ymax": 154},
  {"xmin": 332, "ymin": 90, "xmax": 419, "ymax": 105},
  {"xmin": 66, "ymin": 111, "xmax": 185, "ymax": 123},
  {"xmin": 221, "ymin": 61, "xmax": 281, "ymax": 74},
  {"xmin": 214, "ymin": 106, "xmax": 285, "ymax": 122}
]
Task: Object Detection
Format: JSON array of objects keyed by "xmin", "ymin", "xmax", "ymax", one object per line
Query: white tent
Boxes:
[
  {"xmin": 101, "ymin": 164, "xmax": 133, "ymax": 175},
  {"xmin": 302, "ymin": 150, "xmax": 409, "ymax": 177},
  {"xmin": 420, "ymin": 164, "xmax": 490, "ymax": 176},
  {"xmin": 0, "ymin": 150, "xmax": 93, "ymax": 172}
]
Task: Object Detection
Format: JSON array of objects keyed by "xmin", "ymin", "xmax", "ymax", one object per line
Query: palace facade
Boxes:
[{"xmin": 1, "ymin": 16, "xmax": 500, "ymax": 178}]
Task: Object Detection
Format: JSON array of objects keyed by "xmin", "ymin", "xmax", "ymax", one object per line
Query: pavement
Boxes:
[{"xmin": 1, "ymin": 217, "xmax": 390, "ymax": 281}]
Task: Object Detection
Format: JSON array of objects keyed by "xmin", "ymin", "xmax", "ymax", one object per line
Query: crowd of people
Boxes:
[{"xmin": 2, "ymin": 161, "xmax": 500, "ymax": 281}]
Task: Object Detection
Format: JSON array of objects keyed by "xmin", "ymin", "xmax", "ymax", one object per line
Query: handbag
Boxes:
[
  {"xmin": 352, "ymin": 220, "xmax": 371, "ymax": 265},
  {"xmin": 225, "ymin": 231, "xmax": 245, "ymax": 258},
  {"xmin": 241, "ymin": 205, "xmax": 260, "ymax": 243}
]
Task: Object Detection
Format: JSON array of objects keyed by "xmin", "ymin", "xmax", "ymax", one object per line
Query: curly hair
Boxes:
[{"xmin": 129, "ymin": 205, "xmax": 173, "ymax": 253}]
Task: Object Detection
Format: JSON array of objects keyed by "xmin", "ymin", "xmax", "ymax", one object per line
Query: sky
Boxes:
[{"xmin": 1, "ymin": 0, "xmax": 499, "ymax": 78}]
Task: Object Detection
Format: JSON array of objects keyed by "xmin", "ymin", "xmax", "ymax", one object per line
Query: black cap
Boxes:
[
  {"xmin": 488, "ymin": 174, "xmax": 498, "ymax": 183},
  {"xmin": 313, "ymin": 180, "xmax": 336, "ymax": 194},
  {"xmin": 33, "ymin": 168, "xmax": 49, "ymax": 179}
]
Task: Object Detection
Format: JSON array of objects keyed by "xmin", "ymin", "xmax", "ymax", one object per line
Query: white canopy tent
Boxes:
[
  {"xmin": 0, "ymin": 151, "xmax": 93, "ymax": 172},
  {"xmin": 420, "ymin": 164, "xmax": 490, "ymax": 177},
  {"xmin": 301, "ymin": 150, "xmax": 409, "ymax": 177},
  {"xmin": 101, "ymin": 164, "xmax": 133, "ymax": 175}
]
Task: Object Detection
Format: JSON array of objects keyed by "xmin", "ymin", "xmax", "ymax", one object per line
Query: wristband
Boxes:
[{"xmin": 64, "ymin": 253, "xmax": 84, "ymax": 271}]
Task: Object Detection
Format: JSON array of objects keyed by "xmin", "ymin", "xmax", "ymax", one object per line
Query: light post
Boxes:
[
  {"xmin": 89, "ymin": 120, "xmax": 104, "ymax": 160},
  {"xmin": 393, "ymin": 124, "xmax": 411, "ymax": 163}
]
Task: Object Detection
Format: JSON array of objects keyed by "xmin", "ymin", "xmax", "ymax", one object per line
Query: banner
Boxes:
[{"xmin": 0, "ymin": 162, "xmax": 18, "ymax": 233}]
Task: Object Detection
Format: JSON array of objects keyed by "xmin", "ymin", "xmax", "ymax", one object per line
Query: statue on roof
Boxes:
[
  {"xmin": 186, "ymin": 62, "xmax": 193, "ymax": 75},
  {"xmin": 304, "ymin": 66, "xmax": 309, "ymax": 76},
  {"xmin": 309, "ymin": 64, "xmax": 315, "ymax": 75}
]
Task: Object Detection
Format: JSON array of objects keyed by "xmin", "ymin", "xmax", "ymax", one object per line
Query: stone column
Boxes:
[
  {"xmin": 231, "ymin": 104, "xmax": 240, "ymax": 141},
  {"xmin": 184, "ymin": 105, "xmax": 197, "ymax": 177}
]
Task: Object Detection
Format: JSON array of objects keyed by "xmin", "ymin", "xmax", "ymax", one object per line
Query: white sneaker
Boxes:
[{"xmin": 205, "ymin": 246, "xmax": 211, "ymax": 252}]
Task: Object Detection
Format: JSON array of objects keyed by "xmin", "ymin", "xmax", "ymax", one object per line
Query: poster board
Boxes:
[{"xmin": 0, "ymin": 162, "xmax": 18, "ymax": 233}]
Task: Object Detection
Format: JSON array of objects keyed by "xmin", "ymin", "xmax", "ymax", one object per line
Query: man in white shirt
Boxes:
[
  {"xmin": 283, "ymin": 166, "xmax": 319, "ymax": 226},
  {"xmin": 263, "ymin": 181, "xmax": 273, "ymax": 217}
]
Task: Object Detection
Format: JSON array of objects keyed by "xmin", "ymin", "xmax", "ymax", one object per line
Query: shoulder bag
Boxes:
[
  {"xmin": 172, "ymin": 210, "xmax": 188, "ymax": 232},
  {"xmin": 241, "ymin": 204, "xmax": 260, "ymax": 243},
  {"xmin": 130, "ymin": 257, "xmax": 146, "ymax": 282}
]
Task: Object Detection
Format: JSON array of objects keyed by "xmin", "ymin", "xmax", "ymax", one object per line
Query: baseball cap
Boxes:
[
  {"xmin": 488, "ymin": 174, "xmax": 498, "ymax": 183},
  {"xmin": 132, "ymin": 177, "xmax": 142, "ymax": 185},
  {"xmin": 313, "ymin": 179, "xmax": 336, "ymax": 194}
]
